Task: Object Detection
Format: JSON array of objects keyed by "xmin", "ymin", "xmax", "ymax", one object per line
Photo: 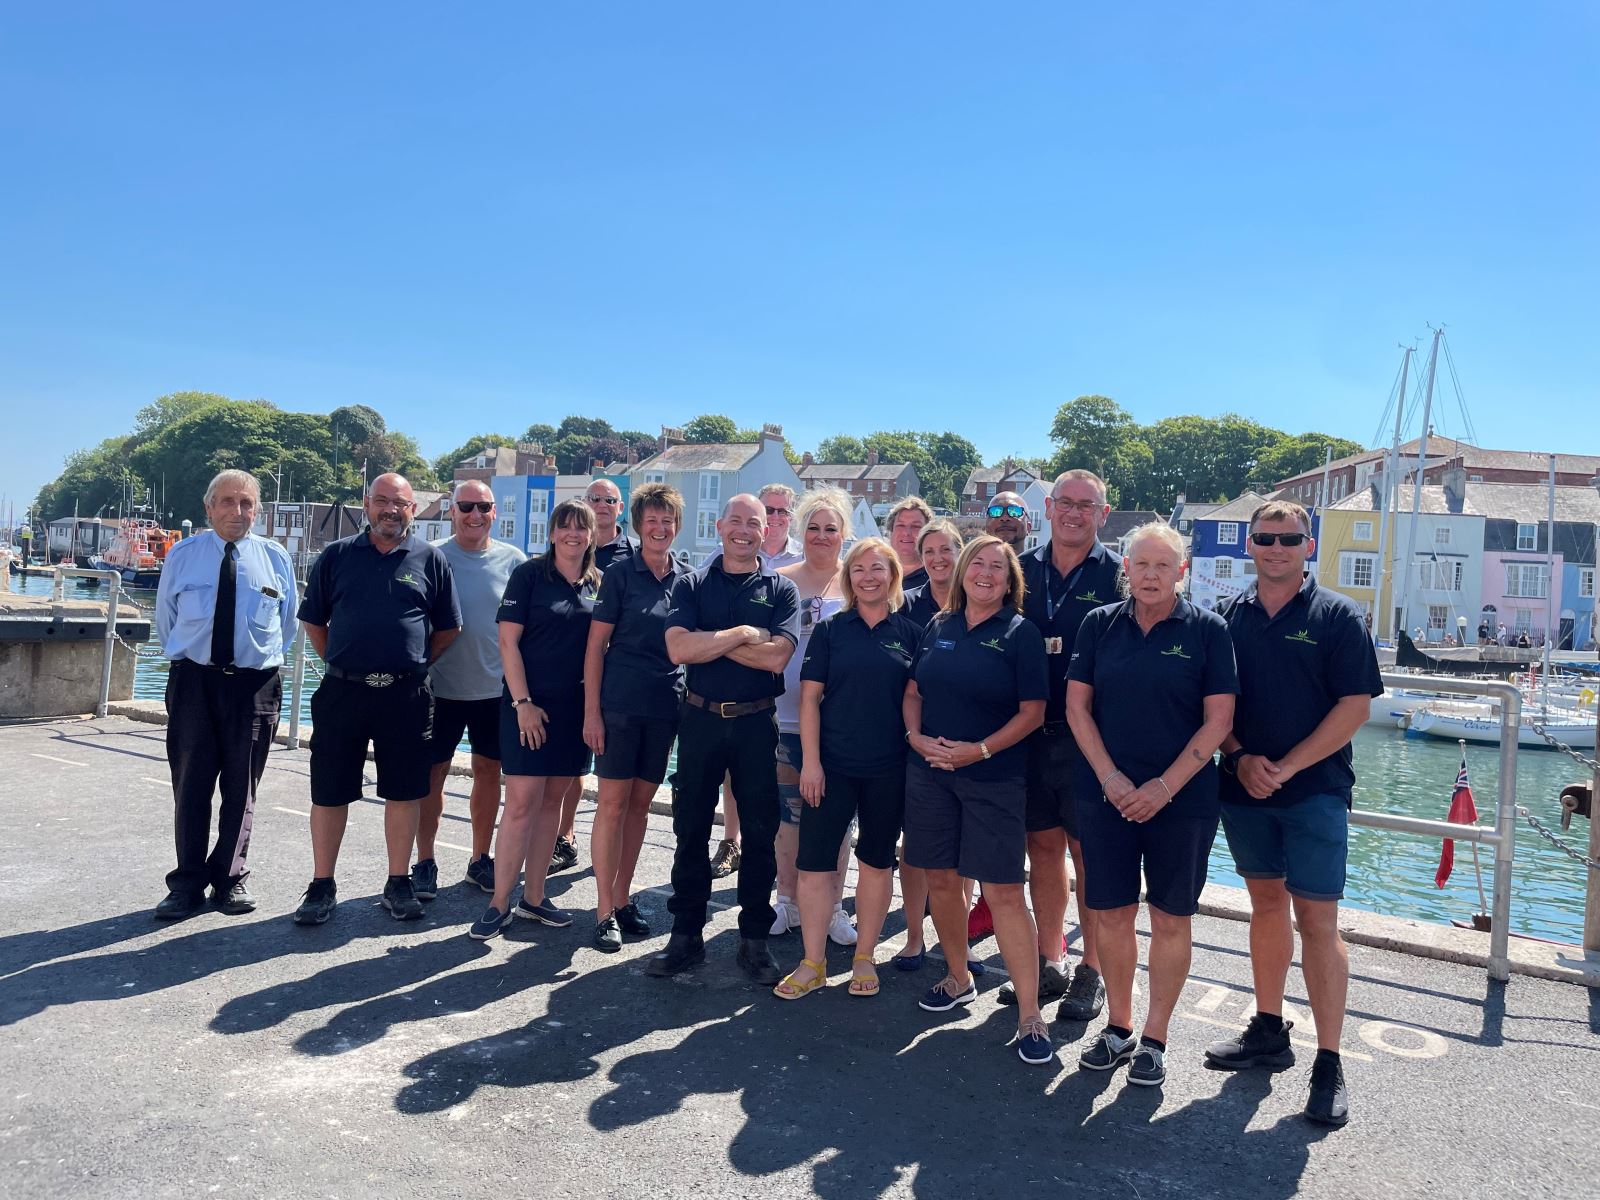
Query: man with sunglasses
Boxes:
[
  {"xmin": 1207, "ymin": 500, "xmax": 1382, "ymax": 1128},
  {"xmin": 984, "ymin": 492, "xmax": 1030, "ymax": 552},
  {"xmin": 412, "ymin": 480, "xmax": 526, "ymax": 900},
  {"xmin": 759, "ymin": 484, "xmax": 805, "ymax": 569}
]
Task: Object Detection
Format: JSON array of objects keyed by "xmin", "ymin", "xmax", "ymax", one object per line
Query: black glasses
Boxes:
[
  {"xmin": 987, "ymin": 504, "xmax": 1025, "ymax": 519},
  {"xmin": 586, "ymin": 495, "xmax": 621, "ymax": 506},
  {"xmin": 765, "ymin": 506, "xmax": 790, "ymax": 518},
  {"xmin": 455, "ymin": 501, "xmax": 493, "ymax": 514},
  {"xmin": 1250, "ymin": 531, "xmax": 1308, "ymax": 547}
]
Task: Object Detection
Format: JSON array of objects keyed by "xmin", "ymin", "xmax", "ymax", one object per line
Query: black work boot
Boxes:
[
  {"xmin": 736, "ymin": 937, "xmax": 781, "ymax": 985},
  {"xmin": 646, "ymin": 932, "xmax": 706, "ymax": 977}
]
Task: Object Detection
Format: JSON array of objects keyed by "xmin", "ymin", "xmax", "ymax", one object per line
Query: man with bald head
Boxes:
[
  {"xmin": 985, "ymin": 490, "xmax": 1031, "ymax": 551},
  {"xmin": 295, "ymin": 472, "xmax": 462, "ymax": 926},
  {"xmin": 648, "ymin": 493, "xmax": 801, "ymax": 983}
]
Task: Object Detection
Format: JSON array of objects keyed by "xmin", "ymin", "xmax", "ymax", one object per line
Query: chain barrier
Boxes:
[
  {"xmin": 1527, "ymin": 718, "xmax": 1600, "ymax": 773},
  {"xmin": 1515, "ymin": 804, "xmax": 1600, "ymax": 871}
]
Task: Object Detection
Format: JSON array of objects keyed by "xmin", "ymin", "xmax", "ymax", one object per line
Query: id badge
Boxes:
[
  {"xmin": 935, "ymin": 639, "xmax": 956, "ymax": 650},
  {"xmin": 1045, "ymin": 636, "xmax": 1064, "ymax": 655}
]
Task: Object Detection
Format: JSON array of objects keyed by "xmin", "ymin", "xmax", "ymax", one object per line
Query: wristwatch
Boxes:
[
  {"xmin": 979, "ymin": 741, "xmax": 991, "ymax": 761},
  {"xmin": 511, "ymin": 697, "xmax": 535, "ymax": 708},
  {"xmin": 1221, "ymin": 748, "xmax": 1243, "ymax": 775}
]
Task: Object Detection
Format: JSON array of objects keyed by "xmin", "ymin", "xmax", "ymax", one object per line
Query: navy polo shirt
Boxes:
[
  {"xmin": 592, "ymin": 551, "xmax": 692, "ymax": 720},
  {"xmin": 1218, "ymin": 576, "xmax": 1384, "ymax": 808},
  {"xmin": 496, "ymin": 558, "xmax": 597, "ymax": 701},
  {"xmin": 595, "ymin": 534, "xmax": 637, "ymax": 574},
  {"xmin": 1068, "ymin": 597, "xmax": 1238, "ymax": 814},
  {"xmin": 901, "ymin": 584, "xmax": 945, "ymax": 629},
  {"xmin": 664, "ymin": 553, "xmax": 801, "ymax": 703},
  {"xmin": 800, "ymin": 608, "xmax": 922, "ymax": 776},
  {"xmin": 902, "ymin": 565, "xmax": 929, "ymax": 592},
  {"xmin": 1021, "ymin": 540, "xmax": 1124, "ymax": 723},
  {"xmin": 911, "ymin": 608, "xmax": 1049, "ymax": 781},
  {"xmin": 298, "ymin": 530, "xmax": 461, "ymax": 674}
]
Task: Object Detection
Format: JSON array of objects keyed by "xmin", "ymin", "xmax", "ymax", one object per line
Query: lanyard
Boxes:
[{"xmin": 1043, "ymin": 557, "xmax": 1090, "ymax": 624}]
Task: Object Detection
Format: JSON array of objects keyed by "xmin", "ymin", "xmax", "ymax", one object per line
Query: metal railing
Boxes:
[
  {"xmin": 50, "ymin": 566, "xmax": 126, "ymax": 718},
  {"xmin": 1369, "ymin": 671, "xmax": 1521, "ymax": 981}
]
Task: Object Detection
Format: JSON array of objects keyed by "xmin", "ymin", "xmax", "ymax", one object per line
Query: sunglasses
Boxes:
[
  {"xmin": 765, "ymin": 506, "xmax": 791, "ymax": 518},
  {"xmin": 1250, "ymin": 531, "xmax": 1308, "ymax": 547},
  {"xmin": 455, "ymin": 501, "xmax": 493, "ymax": 514},
  {"xmin": 587, "ymin": 495, "xmax": 621, "ymax": 506},
  {"xmin": 987, "ymin": 504, "xmax": 1025, "ymax": 519}
]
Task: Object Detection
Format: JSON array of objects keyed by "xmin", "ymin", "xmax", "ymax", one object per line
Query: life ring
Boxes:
[{"xmin": 1580, "ymin": 688, "xmax": 1596, "ymax": 706}]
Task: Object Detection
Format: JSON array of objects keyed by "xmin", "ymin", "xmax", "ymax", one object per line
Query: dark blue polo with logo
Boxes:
[
  {"xmin": 901, "ymin": 583, "xmax": 943, "ymax": 629},
  {"xmin": 297, "ymin": 530, "xmax": 460, "ymax": 673},
  {"xmin": 664, "ymin": 553, "xmax": 801, "ymax": 702},
  {"xmin": 1021, "ymin": 539, "xmax": 1123, "ymax": 724},
  {"xmin": 800, "ymin": 608, "xmax": 922, "ymax": 776},
  {"xmin": 592, "ymin": 551, "xmax": 692, "ymax": 719},
  {"xmin": 496, "ymin": 558, "xmax": 597, "ymax": 702},
  {"xmin": 911, "ymin": 608, "xmax": 1049, "ymax": 781},
  {"xmin": 1217, "ymin": 576, "xmax": 1384, "ymax": 808}
]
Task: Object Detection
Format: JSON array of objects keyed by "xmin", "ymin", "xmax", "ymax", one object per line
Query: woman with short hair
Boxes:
[
  {"xmin": 582, "ymin": 483, "xmax": 691, "ymax": 951},
  {"xmin": 469, "ymin": 500, "xmax": 600, "ymax": 940},
  {"xmin": 885, "ymin": 496, "xmax": 935, "ymax": 592},
  {"xmin": 902, "ymin": 535, "xmax": 1053, "ymax": 1064},
  {"xmin": 774, "ymin": 538, "xmax": 921, "ymax": 999},
  {"xmin": 1066, "ymin": 521, "xmax": 1237, "ymax": 1087}
]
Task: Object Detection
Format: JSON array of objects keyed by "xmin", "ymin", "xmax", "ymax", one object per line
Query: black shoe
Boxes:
[
  {"xmin": 646, "ymin": 932, "xmax": 706, "ymax": 977},
  {"xmin": 1204, "ymin": 1014, "xmax": 1296, "ymax": 1071},
  {"xmin": 211, "ymin": 880, "xmax": 256, "ymax": 915},
  {"xmin": 1305, "ymin": 1054, "xmax": 1350, "ymax": 1127},
  {"xmin": 709, "ymin": 838, "xmax": 740, "ymax": 879},
  {"xmin": 1057, "ymin": 963, "xmax": 1106, "ymax": 1022},
  {"xmin": 155, "ymin": 889, "xmax": 206, "ymax": 920},
  {"xmin": 998, "ymin": 956, "xmax": 1071, "ymax": 1006},
  {"xmin": 736, "ymin": 937, "xmax": 782, "ymax": 985},
  {"xmin": 465, "ymin": 854, "xmax": 495, "ymax": 894},
  {"xmin": 293, "ymin": 878, "xmax": 337, "ymax": 926},
  {"xmin": 381, "ymin": 877, "xmax": 424, "ymax": 921},
  {"xmin": 548, "ymin": 836, "xmax": 579, "ymax": 875},
  {"xmin": 410, "ymin": 858, "xmax": 438, "ymax": 901},
  {"xmin": 615, "ymin": 900, "xmax": 651, "ymax": 936},
  {"xmin": 594, "ymin": 914, "xmax": 623, "ymax": 953}
]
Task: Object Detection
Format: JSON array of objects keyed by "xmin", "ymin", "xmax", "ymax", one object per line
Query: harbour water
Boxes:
[{"xmin": 12, "ymin": 573, "xmax": 1595, "ymax": 946}]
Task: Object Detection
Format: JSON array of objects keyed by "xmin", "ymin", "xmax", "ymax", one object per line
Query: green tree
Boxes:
[
  {"xmin": 329, "ymin": 404, "xmax": 386, "ymax": 449},
  {"xmin": 1141, "ymin": 413, "xmax": 1281, "ymax": 507},
  {"xmin": 33, "ymin": 438, "xmax": 137, "ymax": 521},
  {"xmin": 815, "ymin": 435, "xmax": 867, "ymax": 463},
  {"xmin": 1255, "ymin": 432, "xmax": 1365, "ymax": 489},
  {"xmin": 132, "ymin": 391, "xmax": 233, "ymax": 439},
  {"xmin": 522, "ymin": 422, "xmax": 559, "ymax": 447},
  {"xmin": 682, "ymin": 413, "xmax": 739, "ymax": 444}
]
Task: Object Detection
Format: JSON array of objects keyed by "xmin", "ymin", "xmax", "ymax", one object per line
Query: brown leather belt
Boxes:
[{"xmin": 684, "ymin": 691, "xmax": 776, "ymax": 719}]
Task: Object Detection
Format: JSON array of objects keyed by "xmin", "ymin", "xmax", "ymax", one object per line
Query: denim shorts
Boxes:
[
  {"xmin": 774, "ymin": 731, "xmax": 805, "ymax": 825},
  {"xmin": 1220, "ymin": 793, "xmax": 1349, "ymax": 902}
]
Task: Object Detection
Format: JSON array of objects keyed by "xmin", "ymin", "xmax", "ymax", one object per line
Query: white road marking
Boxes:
[
  {"xmin": 141, "ymin": 777, "xmax": 168, "ymax": 786},
  {"xmin": 273, "ymin": 806, "xmax": 307, "ymax": 818},
  {"xmin": 29, "ymin": 753, "xmax": 84, "ymax": 767}
]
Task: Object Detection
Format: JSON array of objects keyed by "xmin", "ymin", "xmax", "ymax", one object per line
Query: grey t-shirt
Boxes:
[{"xmin": 428, "ymin": 537, "xmax": 527, "ymax": 700}]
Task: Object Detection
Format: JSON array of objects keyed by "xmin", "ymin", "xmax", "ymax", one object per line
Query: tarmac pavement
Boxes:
[{"xmin": 2, "ymin": 716, "xmax": 1597, "ymax": 1199}]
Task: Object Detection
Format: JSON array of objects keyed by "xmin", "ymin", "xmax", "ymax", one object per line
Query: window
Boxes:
[
  {"xmin": 1427, "ymin": 605, "xmax": 1448, "ymax": 635},
  {"xmin": 501, "ymin": 494, "xmax": 516, "ymax": 515},
  {"xmin": 1217, "ymin": 522, "xmax": 1239, "ymax": 545},
  {"xmin": 1469, "ymin": 475, "xmax": 1484, "ymax": 482},
  {"xmin": 1514, "ymin": 609, "xmax": 1533, "ymax": 634},
  {"xmin": 1433, "ymin": 527, "xmax": 1450, "ymax": 545},
  {"xmin": 499, "ymin": 519, "xmax": 515, "ymax": 538},
  {"xmin": 528, "ymin": 491, "xmax": 548, "ymax": 517},
  {"xmin": 526, "ymin": 521, "xmax": 546, "ymax": 549},
  {"xmin": 866, "ymin": 480, "xmax": 875, "ymax": 494},
  {"xmin": 1214, "ymin": 558, "xmax": 1233, "ymax": 579},
  {"xmin": 1353, "ymin": 521, "xmax": 1373, "ymax": 542},
  {"xmin": 1516, "ymin": 523, "xmax": 1537, "ymax": 551},
  {"xmin": 644, "ymin": 471, "xmax": 665, "ymax": 484},
  {"xmin": 695, "ymin": 510, "xmax": 716, "ymax": 542},
  {"xmin": 699, "ymin": 473, "xmax": 720, "ymax": 505},
  {"xmin": 1580, "ymin": 568, "xmax": 1595, "ymax": 599},
  {"xmin": 1417, "ymin": 560, "xmax": 1463, "ymax": 591},
  {"xmin": 1505, "ymin": 563, "xmax": 1548, "ymax": 598},
  {"xmin": 1339, "ymin": 552, "xmax": 1376, "ymax": 589}
]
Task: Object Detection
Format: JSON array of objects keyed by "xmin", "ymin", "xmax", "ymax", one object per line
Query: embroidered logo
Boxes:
[
  {"xmin": 1159, "ymin": 644, "xmax": 1192, "ymax": 660},
  {"xmin": 750, "ymin": 593, "xmax": 774, "ymax": 607},
  {"xmin": 981, "ymin": 637, "xmax": 1005, "ymax": 652},
  {"xmin": 1286, "ymin": 629, "xmax": 1318, "ymax": 645},
  {"xmin": 396, "ymin": 571, "xmax": 419, "ymax": 585},
  {"xmin": 1075, "ymin": 590, "xmax": 1100, "ymax": 602},
  {"xmin": 883, "ymin": 640, "xmax": 908, "ymax": 654}
]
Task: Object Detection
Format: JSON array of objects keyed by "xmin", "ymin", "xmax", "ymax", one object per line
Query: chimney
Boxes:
[
  {"xmin": 802, "ymin": 451, "xmax": 814, "ymax": 466},
  {"xmin": 760, "ymin": 423, "xmax": 784, "ymax": 444},
  {"xmin": 627, "ymin": 447, "xmax": 638, "ymax": 467},
  {"xmin": 591, "ymin": 458, "xmax": 604, "ymax": 474},
  {"xmin": 1442, "ymin": 466, "xmax": 1467, "ymax": 514},
  {"xmin": 1003, "ymin": 456, "xmax": 1015, "ymax": 477},
  {"xmin": 867, "ymin": 449, "xmax": 880, "ymax": 467},
  {"xmin": 659, "ymin": 425, "xmax": 684, "ymax": 454}
]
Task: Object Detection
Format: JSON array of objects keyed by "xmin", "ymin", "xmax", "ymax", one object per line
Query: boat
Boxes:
[
  {"xmin": 89, "ymin": 518, "xmax": 182, "ymax": 588},
  {"xmin": 1407, "ymin": 701, "xmax": 1597, "ymax": 750}
]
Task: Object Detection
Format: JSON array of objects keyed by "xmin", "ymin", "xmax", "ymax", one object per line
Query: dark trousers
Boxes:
[
  {"xmin": 667, "ymin": 704, "xmax": 780, "ymax": 938},
  {"xmin": 164, "ymin": 659, "xmax": 282, "ymax": 895}
]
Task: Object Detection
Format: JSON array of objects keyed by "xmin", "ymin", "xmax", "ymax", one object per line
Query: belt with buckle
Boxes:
[
  {"xmin": 684, "ymin": 691, "xmax": 776, "ymax": 719},
  {"xmin": 324, "ymin": 665, "xmax": 426, "ymax": 688},
  {"xmin": 1040, "ymin": 720, "xmax": 1071, "ymax": 738},
  {"xmin": 182, "ymin": 659, "xmax": 276, "ymax": 677}
]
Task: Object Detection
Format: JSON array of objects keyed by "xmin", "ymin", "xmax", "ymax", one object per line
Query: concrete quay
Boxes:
[{"xmin": 2, "ymin": 714, "xmax": 1597, "ymax": 1200}]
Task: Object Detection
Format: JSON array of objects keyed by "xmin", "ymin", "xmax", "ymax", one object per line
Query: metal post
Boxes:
[
  {"xmin": 52, "ymin": 565, "xmax": 65, "ymax": 602},
  {"xmin": 287, "ymin": 625, "xmax": 306, "ymax": 751},
  {"xmin": 1586, "ymin": 692, "xmax": 1600, "ymax": 952},
  {"xmin": 1488, "ymin": 686, "xmax": 1520, "ymax": 982},
  {"xmin": 98, "ymin": 574, "xmax": 121, "ymax": 719}
]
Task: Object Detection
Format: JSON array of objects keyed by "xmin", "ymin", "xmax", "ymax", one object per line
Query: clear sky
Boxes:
[{"xmin": 3, "ymin": 3, "xmax": 1596, "ymax": 512}]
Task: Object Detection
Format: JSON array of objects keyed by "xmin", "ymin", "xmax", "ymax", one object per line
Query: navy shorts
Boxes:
[
  {"xmin": 1076, "ymin": 789, "xmax": 1218, "ymax": 916},
  {"xmin": 1220, "ymin": 793, "xmax": 1349, "ymax": 901},
  {"xmin": 797, "ymin": 766, "xmax": 904, "ymax": 872},
  {"xmin": 309, "ymin": 675, "xmax": 434, "ymax": 806},
  {"xmin": 902, "ymin": 761, "xmax": 1027, "ymax": 885},
  {"xmin": 429, "ymin": 696, "xmax": 501, "ymax": 765},
  {"xmin": 774, "ymin": 731, "xmax": 805, "ymax": 825},
  {"xmin": 1024, "ymin": 729, "xmax": 1079, "ymax": 838},
  {"xmin": 499, "ymin": 692, "xmax": 593, "ymax": 779},
  {"xmin": 595, "ymin": 711, "xmax": 678, "ymax": 785}
]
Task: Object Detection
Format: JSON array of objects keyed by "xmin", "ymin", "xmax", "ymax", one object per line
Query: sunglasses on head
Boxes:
[
  {"xmin": 987, "ymin": 504, "xmax": 1025, "ymax": 519},
  {"xmin": 1250, "ymin": 531, "xmax": 1307, "ymax": 547},
  {"xmin": 455, "ymin": 501, "xmax": 493, "ymax": 514}
]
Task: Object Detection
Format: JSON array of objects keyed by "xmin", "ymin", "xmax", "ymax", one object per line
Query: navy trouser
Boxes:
[
  {"xmin": 667, "ymin": 703, "xmax": 780, "ymax": 939},
  {"xmin": 164, "ymin": 659, "xmax": 281, "ymax": 894}
]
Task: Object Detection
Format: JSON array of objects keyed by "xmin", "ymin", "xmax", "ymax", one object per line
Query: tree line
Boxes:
[{"xmin": 30, "ymin": 390, "xmax": 1363, "ymax": 526}]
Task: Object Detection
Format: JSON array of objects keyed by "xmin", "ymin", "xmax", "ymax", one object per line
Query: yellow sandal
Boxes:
[
  {"xmin": 848, "ymin": 954, "xmax": 880, "ymax": 997},
  {"xmin": 773, "ymin": 958, "xmax": 828, "ymax": 1000}
]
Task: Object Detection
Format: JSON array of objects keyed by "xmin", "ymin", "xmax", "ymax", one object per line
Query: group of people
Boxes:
[{"xmin": 153, "ymin": 461, "xmax": 1381, "ymax": 1128}]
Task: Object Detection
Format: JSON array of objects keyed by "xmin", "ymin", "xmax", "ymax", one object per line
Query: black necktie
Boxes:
[{"xmin": 211, "ymin": 542, "xmax": 237, "ymax": 667}]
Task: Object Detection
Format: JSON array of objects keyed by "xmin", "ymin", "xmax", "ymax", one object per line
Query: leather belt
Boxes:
[
  {"xmin": 324, "ymin": 665, "xmax": 427, "ymax": 688},
  {"xmin": 1040, "ymin": 721, "xmax": 1071, "ymax": 738},
  {"xmin": 684, "ymin": 691, "xmax": 776, "ymax": 719},
  {"xmin": 179, "ymin": 659, "xmax": 277, "ymax": 677}
]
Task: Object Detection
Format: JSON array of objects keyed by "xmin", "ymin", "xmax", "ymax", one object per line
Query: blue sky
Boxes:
[{"xmin": 3, "ymin": 3, "xmax": 1595, "ymax": 512}]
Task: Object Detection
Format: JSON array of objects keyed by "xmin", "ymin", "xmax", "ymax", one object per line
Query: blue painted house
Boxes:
[{"xmin": 1187, "ymin": 490, "xmax": 1321, "ymax": 610}]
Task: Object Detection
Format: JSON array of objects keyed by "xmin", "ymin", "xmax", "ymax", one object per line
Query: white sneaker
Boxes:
[
  {"xmin": 770, "ymin": 896, "xmax": 800, "ymax": 936},
  {"xmin": 827, "ymin": 906, "xmax": 858, "ymax": 946}
]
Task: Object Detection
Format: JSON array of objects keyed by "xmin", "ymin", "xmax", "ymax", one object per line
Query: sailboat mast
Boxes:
[
  {"xmin": 1542, "ymin": 452, "xmax": 1556, "ymax": 710},
  {"xmin": 1374, "ymin": 345, "xmax": 1412, "ymax": 641},
  {"xmin": 1398, "ymin": 329, "xmax": 1443, "ymax": 640}
]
